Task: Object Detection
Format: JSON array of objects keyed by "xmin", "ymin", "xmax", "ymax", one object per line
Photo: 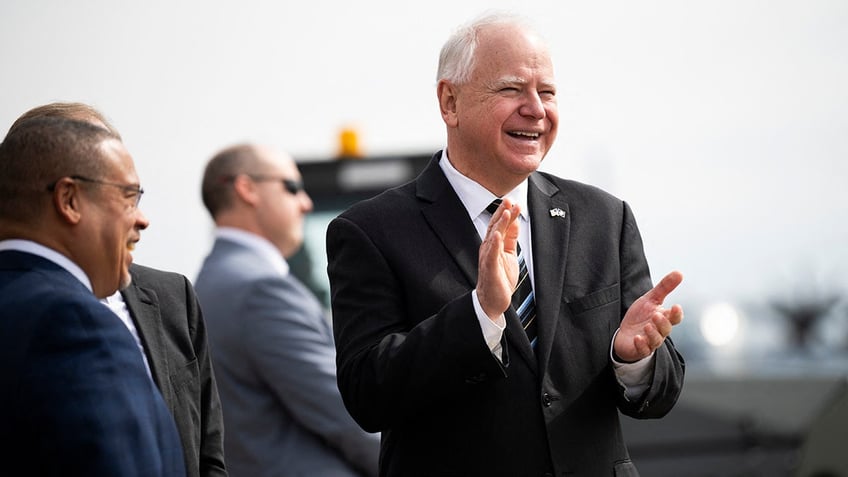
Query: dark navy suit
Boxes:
[{"xmin": 0, "ymin": 250, "xmax": 186, "ymax": 477}]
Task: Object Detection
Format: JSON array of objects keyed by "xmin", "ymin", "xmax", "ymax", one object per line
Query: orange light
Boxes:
[{"xmin": 338, "ymin": 126, "xmax": 363, "ymax": 159}]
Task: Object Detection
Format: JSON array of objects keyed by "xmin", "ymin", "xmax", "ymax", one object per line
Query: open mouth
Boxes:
[{"xmin": 507, "ymin": 131, "xmax": 540, "ymax": 140}]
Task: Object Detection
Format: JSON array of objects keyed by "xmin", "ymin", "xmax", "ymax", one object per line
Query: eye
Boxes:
[{"xmin": 123, "ymin": 187, "xmax": 144, "ymax": 207}]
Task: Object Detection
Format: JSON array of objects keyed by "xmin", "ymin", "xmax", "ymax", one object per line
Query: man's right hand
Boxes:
[{"xmin": 476, "ymin": 198, "xmax": 521, "ymax": 320}]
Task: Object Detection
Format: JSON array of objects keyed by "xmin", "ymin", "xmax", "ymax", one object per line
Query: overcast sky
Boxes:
[{"xmin": 2, "ymin": 0, "xmax": 847, "ymax": 335}]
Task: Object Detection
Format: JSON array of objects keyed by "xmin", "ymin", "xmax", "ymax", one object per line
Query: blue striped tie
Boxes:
[{"xmin": 486, "ymin": 199, "xmax": 538, "ymax": 348}]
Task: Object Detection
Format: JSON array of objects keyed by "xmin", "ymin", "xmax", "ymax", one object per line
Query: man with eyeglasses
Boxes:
[
  {"xmin": 0, "ymin": 116, "xmax": 186, "ymax": 476},
  {"xmin": 6, "ymin": 102, "xmax": 227, "ymax": 477},
  {"xmin": 195, "ymin": 143, "xmax": 380, "ymax": 477}
]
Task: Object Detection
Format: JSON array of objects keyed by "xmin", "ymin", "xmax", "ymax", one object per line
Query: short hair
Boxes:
[
  {"xmin": 7, "ymin": 102, "xmax": 122, "ymax": 139},
  {"xmin": 437, "ymin": 12, "xmax": 538, "ymax": 85},
  {"xmin": 201, "ymin": 143, "xmax": 265, "ymax": 218},
  {"xmin": 0, "ymin": 117, "xmax": 119, "ymax": 223}
]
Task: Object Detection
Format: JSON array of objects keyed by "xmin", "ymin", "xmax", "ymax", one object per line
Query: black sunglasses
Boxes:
[{"xmin": 220, "ymin": 174, "xmax": 305, "ymax": 195}]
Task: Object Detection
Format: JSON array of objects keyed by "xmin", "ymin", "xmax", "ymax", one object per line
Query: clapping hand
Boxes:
[{"xmin": 613, "ymin": 270, "xmax": 684, "ymax": 362}]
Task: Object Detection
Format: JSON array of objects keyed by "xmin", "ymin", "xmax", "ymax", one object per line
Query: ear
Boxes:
[
  {"xmin": 232, "ymin": 174, "xmax": 261, "ymax": 207},
  {"xmin": 52, "ymin": 178, "xmax": 83, "ymax": 225},
  {"xmin": 437, "ymin": 80, "xmax": 459, "ymax": 128}
]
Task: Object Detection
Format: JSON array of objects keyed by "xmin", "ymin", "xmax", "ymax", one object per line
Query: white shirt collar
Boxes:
[
  {"xmin": 214, "ymin": 227, "xmax": 289, "ymax": 276},
  {"xmin": 0, "ymin": 239, "xmax": 93, "ymax": 292},
  {"xmin": 438, "ymin": 150, "xmax": 529, "ymax": 222}
]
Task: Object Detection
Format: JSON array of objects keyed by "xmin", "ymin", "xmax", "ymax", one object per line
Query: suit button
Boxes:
[
  {"xmin": 464, "ymin": 373, "xmax": 487, "ymax": 384},
  {"xmin": 542, "ymin": 393, "xmax": 552, "ymax": 407}
]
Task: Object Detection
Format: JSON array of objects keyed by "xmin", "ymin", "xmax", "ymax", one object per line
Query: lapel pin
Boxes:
[{"xmin": 549, "ymin": 207, "xmax": 565, "ymax": 218}]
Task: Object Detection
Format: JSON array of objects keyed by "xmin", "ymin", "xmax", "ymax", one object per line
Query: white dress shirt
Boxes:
[
  {"xmin": 437, "ymin": 151, "xmax": 654, "ymax": 398},
  {"xmin": 101, "ymin": 292, "xmax": 152, "ymax": 379}
]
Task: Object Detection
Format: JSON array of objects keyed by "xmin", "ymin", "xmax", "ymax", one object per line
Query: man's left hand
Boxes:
[{"xmin": 613, "ymin": 270, "xmax": 684, "ymax": 362}]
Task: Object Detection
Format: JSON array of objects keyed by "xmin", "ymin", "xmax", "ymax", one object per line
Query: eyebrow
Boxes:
[
  {"xmin": 491, "ymin": 76, "xmax": 557, "ymax": 91},
  {"xmin": 493, "ymin": 76, "xmax": 526, "ymax": 87}
]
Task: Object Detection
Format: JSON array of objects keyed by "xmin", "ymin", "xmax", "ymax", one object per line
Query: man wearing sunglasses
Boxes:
[
  {"xmin": 195, "ymin": 143, "xmax": 380, "ymax": 477},
  {"xmin": 0, "ymin": 116, "xmax": 186, "ymax": 476}
]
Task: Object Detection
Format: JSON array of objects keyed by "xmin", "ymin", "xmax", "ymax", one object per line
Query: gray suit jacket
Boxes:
[
  {"xmin": 195, "ymin": 237, "xmax": 380, "ymax": 477},
  {"xmin": 122, "ymin": 264, "xmax": 227, "ymax": 477}
]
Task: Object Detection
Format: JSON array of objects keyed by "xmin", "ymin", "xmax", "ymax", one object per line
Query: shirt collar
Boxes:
[
  {"xmin": 214, "ymin": 227, "xmax": 289, "ymax": 276},
  {"xmin": 0, "ymin": 239, "xmax": 93, "ymax": 292},
  {"xmin": 438, "ymin": 150, "xmax": 529, "ymax": 221}
]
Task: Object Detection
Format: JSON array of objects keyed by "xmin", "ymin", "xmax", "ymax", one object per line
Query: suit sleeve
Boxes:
[
  {"xmin": 615, "ymin": 201, "xmax": 685, "ymax": 418},
  {"xmin": 182, "ymin": 276, "xmax": 228, "ymax": 477},
  {"xmin": 326, "ymin": 215, "xmax": 507, "ymax": 433},
  {"xmin": 241, "ymin": 276, "xmax": 380, "ymax": 477},
  {"xmin": 22, "ymin": 301, "xmax": 185, "ymax": 476}
]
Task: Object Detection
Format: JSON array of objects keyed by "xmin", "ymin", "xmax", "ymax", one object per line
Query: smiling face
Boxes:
[
  {"xmin": 439, "ymin": 22, "xmax": 558, "ymax": 195},
  {"xmin": 80, "ymin": 138, "xmax": 149, "ymax": 297}
]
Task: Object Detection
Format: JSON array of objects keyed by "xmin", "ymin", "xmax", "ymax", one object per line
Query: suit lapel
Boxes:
[
  {"xmin": 121, "ymin": 282, "xmax": 173, "ymax": 411},
  {"xmin": 527, "ymin": 173, "xmax": 570, "ymax": 373},
  {"xmin": 416, "ymin": 155, "xmax": 539, "ymax": 373},
  {"xmin": 417, "ymin": 155, "xmax": 480, "ymax": 287}
]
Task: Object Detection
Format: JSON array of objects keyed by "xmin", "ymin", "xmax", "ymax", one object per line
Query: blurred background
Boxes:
[{"xmin": 2, "ymin": 1, "xmax": 847, "ymax": 475}]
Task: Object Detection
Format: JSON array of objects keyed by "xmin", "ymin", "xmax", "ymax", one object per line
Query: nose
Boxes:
[
  {"xmin": 135, "ymin": 207, "xmax": 150, "ymax": 230},
  {"xmin": 519, "ymin": 90, "xmax": 546, "ymax": 120},
  {"xmin": 300, "ymin": 191, "xmax": 314, "ymax": 214}
]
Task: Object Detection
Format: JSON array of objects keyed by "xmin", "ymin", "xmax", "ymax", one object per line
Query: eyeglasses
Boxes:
[
  {"xmin": 220, "ymin": 174, "xmax": 305, "ymax": 195},
  {"xmin": 47, "ymin": 175, "xmax": 145, "ymax": 207}
]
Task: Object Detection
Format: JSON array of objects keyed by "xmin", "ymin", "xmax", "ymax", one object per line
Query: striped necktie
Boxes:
[{"xmin": 486, "ymin": 199, "xmax": 538, "ymax": 348}]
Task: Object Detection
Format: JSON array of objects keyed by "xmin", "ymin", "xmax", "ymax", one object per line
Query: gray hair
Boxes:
[{"xmin": 436, "ymin": 12, "xmax": 539, "ymax": 85}]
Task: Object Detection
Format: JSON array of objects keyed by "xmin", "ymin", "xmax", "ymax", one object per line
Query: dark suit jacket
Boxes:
[
  {"xmin": 0, "ymin": 250, "xmax": 186, "ymax": 477},
  {"xmin": 122, "ymin": 264, "xmax": 227, "ymax": 477},
  {"xmin": 326, "ymin": 154, "xmax": 685, "ymax": 477}
]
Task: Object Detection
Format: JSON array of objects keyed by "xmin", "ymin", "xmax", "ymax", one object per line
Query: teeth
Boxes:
[
  {"xmin": 127, "ymin": 243, "xmax": 135, "ymax": 251},
  {"xmin": 511, "ymin": 131, "xmax": 539, "ymax": 138}
]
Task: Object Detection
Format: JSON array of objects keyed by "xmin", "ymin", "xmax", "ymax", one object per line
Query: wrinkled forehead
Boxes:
[
  {"xmin": 472, "ymin": 25, "xmax": 555, "ymax": 81},
  {"xmin": 478, "ymin": 22, "xmax": 549, "ymax": 55}
]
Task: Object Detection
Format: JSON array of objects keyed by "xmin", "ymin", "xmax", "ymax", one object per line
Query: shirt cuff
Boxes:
[
  {"xmin": 610, "ymin": 329, "xmax": 655, "ymax": 400},
  {"xmin": 472, "ymin": 289, "xmax": 506, "ymax": 360}
]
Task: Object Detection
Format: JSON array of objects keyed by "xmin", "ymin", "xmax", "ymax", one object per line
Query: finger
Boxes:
[
  {"xmin": 667, "ymin": 304, "xmax": 684, "ymax": 326},
  {"xmin": 652, "ymin": 313, "xmax": 673, "ymax": 338},
  {"xmin": 645, "ymin": 270, "xmax": 683, "ymax": 304},
  {"xmin": 480, "ymin": 228, "xmax": 504, "ymax": 267},
  {"xmin": 489, "ymin": 200, "xmax": 520, "ymax": 255},
  {"xmin": 498, "ymin": 199, "xmax": 521, "ymax": 235},
  {"xmin": 503, "ymin": 208, "xmax": 520, "ymax": 255},
  {"xmin": 642, "ymin": 323, "xmax": 664, "ymax": 350},
  {"xmin": 633, "ymin": 334, "xmax": 651, "ymax": 357},
  {"xmin": 485, "ymin": 198, "xmax": 511, "ymax": 237}
]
